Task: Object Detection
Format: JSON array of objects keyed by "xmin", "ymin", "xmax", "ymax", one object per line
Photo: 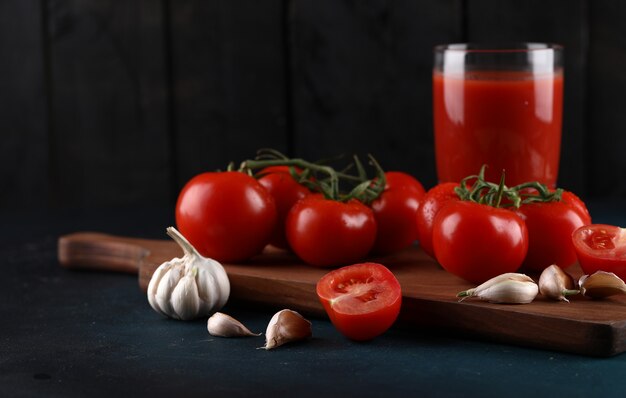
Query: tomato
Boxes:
[
  {"xmin": 572, "ymin": 224, "xmax": 626, "ymax": 280},
  {"xmin": 415, "ymin": 182, "xmax": 459, "ymax": 258},
  {"xmin": 384, "ymin": 171, "xmax": 426, "ymax": 195},
  {"xmin": 561, "ymin": 190, "xmax": 592, "ymax": 222},
  {"xmin": 176, "ymin": 171, "xmax": 277, "ymax": 263},
  {"xmin": 371, "ymin": 172, "xmax": 425, "ymax": 254},
  {"xmin": 316, "ymin": 262, "xmax": 402, "ymax": 341},
  {"xmin": 286, "ymin": 196, "xmax": 377, "ymax": 267},
  {"xmin": 515, "ymin": 192, "xmax": 591, "ymax": 272},
  {"xmin": 432, "ymin": 201, "xmax": 528, "ymax": 284},
  {"xmin": 257, "ymin": 166, "xmax": 311, "ymax": 250}
]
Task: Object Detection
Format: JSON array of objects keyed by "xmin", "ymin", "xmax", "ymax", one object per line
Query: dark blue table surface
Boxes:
[{"xmin": 2, "ymin": 201, "xmax": 626, "ymax": 397}]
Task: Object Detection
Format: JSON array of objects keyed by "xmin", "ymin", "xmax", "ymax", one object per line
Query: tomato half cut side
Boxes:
[
  {"xmin": 572, "ymin": 224, "xmax": 626, "ymax": 280},
  {"xmin": 316, "ymin": 262, "xmax": 402, "ymax": 341}
]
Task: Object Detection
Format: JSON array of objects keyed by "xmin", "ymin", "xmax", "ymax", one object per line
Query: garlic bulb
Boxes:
[
  {"xmin": 147, "ymin": 227, "xmax": 230, "ymax": 320},
  {"xmin": 538, "ymin": 264, "xmax": 579, "ymax": 302},
  {"xmin": 457, "ymin": 273, "xmax": 538, "ymax": 304}
]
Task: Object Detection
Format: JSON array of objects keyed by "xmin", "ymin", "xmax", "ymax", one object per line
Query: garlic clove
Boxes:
[
  {"xmin": 170, "ymin": 267, "xmax": 201, "ymax": 320},
  {"xmin": 579, "ymin": 271, "xmax": 626, "ymax": 298},
  {"xmin": 147, "ymin": 263, "xmax": 173, "ymax": 316},
  {"xmin": 262, "ymin": 309, "xmax": 312, "ymax": 350},
  {"xmin": 196, "ymin": 261, "xmax": 230, "ymax": 314},
  {"xmin": 538, "ymin": 264, "xmax": 579, "ymax": 302},
  {"xmin": 474, "ymin": 279, "xmax": 538, "ymax": 304},
  {"xmin": 155, "ymin": 265, "xmax": 184, "ymax": 316},
  {"xmin": 457, "ymin": 273, "xmax": 538, "ymax": 304},
  {"xmin": 208, "ymin": 312, "xmax": 261, "ymax": 337}
]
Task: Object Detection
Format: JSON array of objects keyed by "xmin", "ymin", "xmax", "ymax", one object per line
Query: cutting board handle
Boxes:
[{"xmin": 58, "ymin": 232, "xmax": 149, "ymax": 274}]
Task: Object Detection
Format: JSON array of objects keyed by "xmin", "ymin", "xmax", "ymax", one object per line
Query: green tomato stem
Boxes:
[
  {"xmin": 240, "ymin": 152, "xmax": 387, "ymax": 204},
  {"xmin": 453, "ymin": 165, "xmax": 566, "ymax": 209},
  {"xmin": 242, "ymin": 158, "xmax": 340, "ymax": 199}
]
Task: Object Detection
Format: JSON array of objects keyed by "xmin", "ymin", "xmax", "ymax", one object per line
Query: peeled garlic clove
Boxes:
[
  {"xmin": 208, "ymin": 312, "xmax": 261, "ymax": 337},
  {"xmin": 263, "ymin": 309, "xmax": 312, "ymax": 350},
  {"xmin": 579, "ymin": 271, "xmax": 626, "ymax": 298},
  {"xmin": 457, "ymin": 273, "xmax": 538, "ymax": 304},
  {"xmin": 538, "ymin": 264, "xmax": 579, "ymax": 302}
]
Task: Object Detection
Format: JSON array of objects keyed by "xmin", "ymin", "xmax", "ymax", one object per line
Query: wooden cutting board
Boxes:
[{"xmin": 58, "ymin": 232, "xmax": 626, "ymax": 357}]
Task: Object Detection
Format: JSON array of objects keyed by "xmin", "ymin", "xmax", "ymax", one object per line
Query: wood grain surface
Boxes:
[{"xmin": 58, "ymin": 232, "xmax": 626, "ymax": 357}]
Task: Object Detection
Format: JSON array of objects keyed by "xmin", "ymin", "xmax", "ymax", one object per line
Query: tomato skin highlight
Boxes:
[
  {"xmin": 286, "ymin": 196, "xmax": 377, "ymax": 267},
  {"xmin": 175, "ymin": 171, "xmax": 277, "ymax": 263},
  {"xmin": 316, "ymin": 262, "xmax": 402, "ymax": 341},
  {"xmin": 416, "ymin": 182, "xmax": 460, "ymax": 258},
  {"xmin": 573, "ymin": 224, "xmax": 626, "ymax": 281},
  {"xmin": 432, "ymin": 201, "xmax": 529, "ymax": 284},
  {"xmin": 257, "ymin": 166, "xmax": 312, "ymax": 250},
  {"xmin": 515, "ymin": 197, "xmax": 591, "ymax": 272},
  {"xmin": 371, "ymin": 172, "xmax": 425, "ymax": 255}
]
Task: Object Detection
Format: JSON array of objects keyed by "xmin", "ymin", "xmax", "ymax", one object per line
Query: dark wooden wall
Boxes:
[{"xmin": 3, "ymin": 0, "xmax": 625, "ymax": 211}]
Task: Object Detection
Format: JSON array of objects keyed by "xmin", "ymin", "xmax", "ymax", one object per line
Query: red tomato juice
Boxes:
[{"xmin": 433, "ymin": 71, "xmax": 563, "ymax": 187}]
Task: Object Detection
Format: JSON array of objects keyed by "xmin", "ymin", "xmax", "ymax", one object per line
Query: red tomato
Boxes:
[
  {"xmin": 561, "ymin": 191, "xmax": 592, "ymax": 222},
  {"xmin": 257, "ymin": 166, "xmax": 311, "ymax": 250},
  {"xmin": 286, "ymin": 196, "xmax": 377, "ymax": 267},
  {"xmin": 176, "ymin": 171, "xmax": 277, "ymax": 263},
  {"xmin": 384, "ymin": 171, "xmax": 426, "ymax": 196},
  {"xmin": 572, "ymin": 224, "xmax": 626, "ymax": 280},
  {"xmin": 516, "ymin": 193, "xmax": 591, "ymax": 272},
  {"xmin": 415, "ymin": 182, "xmax": 459, "ymax": 258},
  {"xmin": 316, "ymin": 262, "xmax": 402, "ymax": 341},
  {"xmin": 432, "ymin": 201, "xmax": 528, "ymax": 284},
  {"xmin": 371, "ymin": 172, "xmax": 425, "ymax": 254}
]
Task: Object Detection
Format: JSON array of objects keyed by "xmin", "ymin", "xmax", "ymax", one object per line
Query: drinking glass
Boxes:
[{"xmin": 433, "ymin": 43, "xmax": 564, "ymax": 187}]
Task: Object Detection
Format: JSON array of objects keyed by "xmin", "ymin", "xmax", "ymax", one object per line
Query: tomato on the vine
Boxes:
[
  {"xmin": 257, "ymin": 166, "xmax": 312, "ymax": 250},
  {"xmin": 433, "ymin": 201, "xmax": 528, "ymax": 283},
  {"xmin": 316, "ymin": 262, "xmax": 402, "ymax": 341},
  {"xmin": 572, "ymin": 224, "xmax": 626, "ymax": 281},
  {"xmin": 286, "ymin": 196, "xmax": 377, "ymax": 267},
  {"xmin": 176, "ymin": 171, "xmax": 277, "ymax": 263},
  {"xmin": 371, "ymin": 172, "xmax": 425, "ymax": 254},
  {"xmin": 383, "ymin": 171, "xmax": 425, "ymax": 195},
  {"xmin": 561, "ymin": 191, "xmax": 591, "ymax": 222},
  {"xmin": 415, "ymin": 182, "xmax": 459, "ymax": 258},
  {"xmin": 515, "ymin": 191, "xmax": 591, "ymax": 272}
]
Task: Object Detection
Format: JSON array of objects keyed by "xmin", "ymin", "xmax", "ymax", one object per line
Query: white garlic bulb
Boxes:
[{"xmin": 147, "ymin": 227, "xmax": 230, "ymax": 320}]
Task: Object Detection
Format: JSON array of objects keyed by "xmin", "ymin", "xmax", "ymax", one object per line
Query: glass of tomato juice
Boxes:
[{"xmin": 433, "ymin": 43, "xmax": 564, "ymax": 187}]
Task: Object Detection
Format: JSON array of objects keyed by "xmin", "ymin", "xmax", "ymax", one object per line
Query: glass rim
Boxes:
[{"xmin": 434, "ymin": 43, "xmax": 563, "ymax": 53}]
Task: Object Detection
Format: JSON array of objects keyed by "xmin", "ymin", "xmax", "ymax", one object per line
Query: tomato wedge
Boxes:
[
  {"xmin": 316, "ymin": 263, "xmax": 402, "ymax": 341},
  {"xmin": 572, "ymin": 224, "xmax": 626, "ymax": 280}
]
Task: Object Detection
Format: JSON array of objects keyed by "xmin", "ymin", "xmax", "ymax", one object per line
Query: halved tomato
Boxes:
[
  {"xmin": 572, "ymin": 224, "xmax": 626, "ymax": 280},
  {"xmin": 316, "ymin": 262, "xmax": 402, "ymax": 341}
]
